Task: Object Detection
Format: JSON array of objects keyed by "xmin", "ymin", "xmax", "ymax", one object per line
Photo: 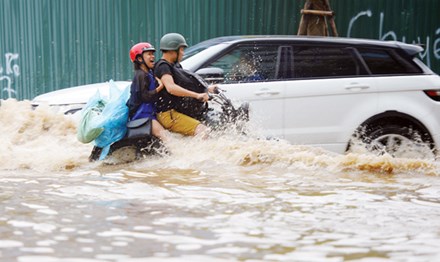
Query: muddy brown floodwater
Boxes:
[{"xmin": 1, "ymin": 100, "xmax": 440, "ymax": 261}]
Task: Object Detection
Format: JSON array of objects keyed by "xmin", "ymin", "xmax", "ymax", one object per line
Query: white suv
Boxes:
[
  {"xmin": 181, "ymin": 36, "xmax": 440, "ymax": 158},
  {"xmin": 32, "ymin": 36, "xmax": 440, "ymax": 158}
]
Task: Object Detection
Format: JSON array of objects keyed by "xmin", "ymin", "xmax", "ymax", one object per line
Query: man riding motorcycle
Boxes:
[{"xmin": 154, "ymin": 33, "xmax": 218, "ymax": 137}]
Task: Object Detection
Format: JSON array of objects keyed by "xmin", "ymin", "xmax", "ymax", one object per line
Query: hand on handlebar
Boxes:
[{"xmin": 196, "ymin": 93, "xmax": 209, "ymax": 102}]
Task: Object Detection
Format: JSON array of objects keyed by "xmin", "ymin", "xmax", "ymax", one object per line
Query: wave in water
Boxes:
[
  {"xmin": 0, "ymin": 99, "xmax": 438, "ymax": 175},
  {"xmin": 0, "ymin": 100, "xmax": 91, "ymax": 171}
]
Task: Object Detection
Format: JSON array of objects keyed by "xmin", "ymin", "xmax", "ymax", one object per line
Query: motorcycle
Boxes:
[{"xmin": 88, "ymin": 89, "xmax": 249, "ymax": 162}]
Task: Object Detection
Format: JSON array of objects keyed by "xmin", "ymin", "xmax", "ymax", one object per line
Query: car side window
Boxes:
[
  {"xmin": 357, "ymin": 48, "xmax": 423, "ymax": 75},
  {"xmin": 291, "ymin": 45, "xmax": 361, "ymax": 79},
  {"xmin": 205, "ymin": 45, "xmax": 278, "ymax": 83}
]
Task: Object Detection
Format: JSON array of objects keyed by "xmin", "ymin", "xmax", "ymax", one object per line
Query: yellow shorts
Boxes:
[{"xmin": 157, "ymin": 109, "xmax": 201, "ymax": 136}]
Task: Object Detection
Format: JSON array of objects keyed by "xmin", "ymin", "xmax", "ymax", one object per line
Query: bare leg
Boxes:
[
  {"xmin": 194, "ymin": 124, "xmax": 210, "ymax": 138},
  {"xmin": 151, "ymin": 119, "xmax": 169, "ymax": 142}
]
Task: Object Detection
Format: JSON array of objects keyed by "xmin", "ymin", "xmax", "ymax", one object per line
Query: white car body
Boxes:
[
  {"xmin": 212, "ymin": 75, "xmax": 440, "ymax": 154},
  {"xmin": 32, "ymin": 81, "xmax": 131, "ymax": 114}
]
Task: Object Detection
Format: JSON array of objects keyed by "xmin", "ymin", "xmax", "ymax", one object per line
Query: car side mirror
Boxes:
[{"xmin": 196, "ymin": 67, "xmax": 225, "ymax": 84}]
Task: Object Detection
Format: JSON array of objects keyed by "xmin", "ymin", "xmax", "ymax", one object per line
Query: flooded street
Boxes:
[{"xmin": 1, "ymin": 100, "xmax": 440, "ymax": 261}]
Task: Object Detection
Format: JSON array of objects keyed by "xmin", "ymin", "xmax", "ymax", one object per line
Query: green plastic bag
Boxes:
[{"xmin": 76, "ymin": 97, "xmax": 106, "ymax": 143}]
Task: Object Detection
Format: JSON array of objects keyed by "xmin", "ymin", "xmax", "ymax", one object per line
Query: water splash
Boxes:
[
  {"xmin": 0, "ymin": 99, "xmax": 91, "ymax": 171},
  {"xmin": 0, "ymin": 100, "xmax": 438, "ymax": 175}
]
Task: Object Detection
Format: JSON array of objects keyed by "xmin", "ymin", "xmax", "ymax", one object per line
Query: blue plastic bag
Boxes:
[{"xmin": 77, "ymin": 80, "xmax": 130, "ymax": 160}]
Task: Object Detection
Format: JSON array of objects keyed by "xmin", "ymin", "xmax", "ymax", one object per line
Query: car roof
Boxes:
[{"xmin": 189, "ymin": 35, "xmax": 423, "ymax": 56}]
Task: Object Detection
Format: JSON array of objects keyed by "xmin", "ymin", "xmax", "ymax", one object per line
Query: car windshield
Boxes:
[
  {"xmin": 183, "ymin": 42, "xmax": 214, "ymax": 60},
  {"xmin": 181, "ymin": 43, "xmax": 229, "ymax": 71},
  {"xmin": 182, "ymin": 36, "xmax": 242, "ymax": 60}
]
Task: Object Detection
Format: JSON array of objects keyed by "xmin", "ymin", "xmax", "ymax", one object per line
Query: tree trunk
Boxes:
[{"xmin": 297, "ymin": 0, "xmax": 338, "ymax": 37}]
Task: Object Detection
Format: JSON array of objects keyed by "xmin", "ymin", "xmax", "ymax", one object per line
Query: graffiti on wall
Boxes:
[
  {"xmin": 0, "ymin": 52, "xmax": 20, "ymax": 99},
  {"xmin": 347, "ymin": 10, "xmax": 440, "ymax": 69}
]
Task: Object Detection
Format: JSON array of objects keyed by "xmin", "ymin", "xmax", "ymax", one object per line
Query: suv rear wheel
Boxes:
[{"xmin": 349, "ymin": 119, "xmax": 435, "ymax": 159}]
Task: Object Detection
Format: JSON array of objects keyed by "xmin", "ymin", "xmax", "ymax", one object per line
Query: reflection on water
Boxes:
[{"xmin": 1, "ymin": 100, "xmax": 440, "ymax": 261}]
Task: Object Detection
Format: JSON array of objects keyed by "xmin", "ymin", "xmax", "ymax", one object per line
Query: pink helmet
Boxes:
[{"xmin": 129, "ymin": 42, "xmax": 156, "ymax": 62}]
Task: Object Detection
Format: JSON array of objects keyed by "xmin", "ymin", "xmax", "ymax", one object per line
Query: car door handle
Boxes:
[
  {"xmin": 345, "ymin": 83, "xmax": 370, "ymax": 91},
  {"xmin": 254, "ymin": 89, "xmax": 280, "ymax": 96}
]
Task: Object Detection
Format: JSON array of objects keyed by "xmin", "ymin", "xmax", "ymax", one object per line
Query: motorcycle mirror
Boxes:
[{"xmin": 196, "ymin": 67, "xmax": 225, "ymax": 84}]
